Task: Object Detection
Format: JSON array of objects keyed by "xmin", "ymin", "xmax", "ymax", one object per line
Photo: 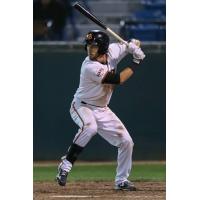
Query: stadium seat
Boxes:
[
  {"xmin": 132, "ymin": 10, "xmax": 165, "ymax": 21},
  {"xmin": 127, "ymin": 24, "xmax": 158, "ymax": 41}
]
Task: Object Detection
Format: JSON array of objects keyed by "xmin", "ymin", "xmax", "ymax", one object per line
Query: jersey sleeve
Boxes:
[
  {"xmin": 108, "ymin": 43, "xmax": 129, "ymax": 64},
  {"xmin": 84, "ymin": 63, "xmax": 108, "ymax": 83}
]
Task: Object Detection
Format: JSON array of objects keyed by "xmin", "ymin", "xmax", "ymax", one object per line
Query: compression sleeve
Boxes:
[{"xmin": 101, "ymin": 71, "xmax": 120, "ymax": 84}]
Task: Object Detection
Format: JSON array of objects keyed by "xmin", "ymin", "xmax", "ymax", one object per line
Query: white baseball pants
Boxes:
[{"xmin": 70, "ymin": 100, "xmax": 134, "ymax": 184}]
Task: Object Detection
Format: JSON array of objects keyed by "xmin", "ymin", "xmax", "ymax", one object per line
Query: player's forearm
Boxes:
[{"xmin": 119, "ymin": 67, "xmax": 134, "ymax": 84}]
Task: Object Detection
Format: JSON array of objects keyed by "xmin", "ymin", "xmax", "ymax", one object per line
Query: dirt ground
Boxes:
[{"xmin": 34, "ymin": 181, "xmax": 166, "ymax": 200}]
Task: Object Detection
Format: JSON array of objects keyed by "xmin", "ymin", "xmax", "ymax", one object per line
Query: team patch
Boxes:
[
  {"xmin": 96, "ymin": 68, "xmax": 105, "ymax": 77},
  {"xmin": 86, "ymin": 33, "xmax": 93, "ymax": 40}
]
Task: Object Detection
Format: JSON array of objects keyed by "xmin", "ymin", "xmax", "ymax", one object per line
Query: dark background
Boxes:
[{"xmin": 33, "ymin": 44, "xmax": 166, "ymax": 161}]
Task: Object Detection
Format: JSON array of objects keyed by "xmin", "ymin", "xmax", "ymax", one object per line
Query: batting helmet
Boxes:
[{"xmin": 84, "ymin": 30, "xmax": 110, "ymax": 54}]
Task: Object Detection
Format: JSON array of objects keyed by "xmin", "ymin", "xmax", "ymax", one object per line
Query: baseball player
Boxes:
[{"xmin": 56, "ymin": 30, "xmax": 145, "ymax": 191}]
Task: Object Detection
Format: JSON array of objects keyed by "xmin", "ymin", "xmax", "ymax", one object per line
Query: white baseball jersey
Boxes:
[{"xmin": 73, "ymin": 43, "xmax": 129, "ymax": 107}]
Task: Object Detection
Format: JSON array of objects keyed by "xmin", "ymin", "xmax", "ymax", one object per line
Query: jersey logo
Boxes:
[{"xmin": 96, "ymin": 68, "xmax": 105, "ymax": 77}]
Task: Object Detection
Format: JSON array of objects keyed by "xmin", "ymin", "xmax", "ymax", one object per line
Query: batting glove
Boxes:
[{"xmin": 127, "ymin": 39, "xmax": 146, "ymax": 64}]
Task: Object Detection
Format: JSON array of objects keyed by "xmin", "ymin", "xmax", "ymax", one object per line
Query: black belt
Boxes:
[{"xmin": 81, "ymin": 101, "xmax": 106, "ymax": 108}]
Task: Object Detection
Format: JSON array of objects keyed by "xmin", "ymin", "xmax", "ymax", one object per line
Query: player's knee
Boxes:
[
  {"xmin": 85, "ymin": 123, "xmax": 97, "ymax": 136},
  {"xmin": 128, "ymin": 139, "xmax": 134, "ymax": 149},
  {"xmin": 123, "ymin": 137, "xmax": 134, "ymax": 149}
]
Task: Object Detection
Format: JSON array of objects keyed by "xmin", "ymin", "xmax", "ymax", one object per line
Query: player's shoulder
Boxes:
[
  {"xmin": 83, "ymin": 57, "xmax": 102, "ymax": 68},
  {"xmin": 81, "ymin": 57, "xmax": 102, "ymax": 76}
]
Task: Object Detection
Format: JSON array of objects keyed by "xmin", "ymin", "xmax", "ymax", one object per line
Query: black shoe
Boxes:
[
  {"xmin": 56, "ymin": 163, "xmax": 68, "ymax": 186},
  {"xmin": 115, "ymin": 181, "xmax": 136, "ymax": 191}
]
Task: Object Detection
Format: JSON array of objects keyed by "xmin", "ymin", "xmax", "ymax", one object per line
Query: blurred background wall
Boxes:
[{"xmin": 33, "ymin": 0, "xmax": 166, "ymax": 161}]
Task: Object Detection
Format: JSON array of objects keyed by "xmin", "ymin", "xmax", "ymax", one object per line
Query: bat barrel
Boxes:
[
  {"xmin": 73, "ymin": 2, "xmax": 107, "ymax": 30},
  {"xmin": 73, "ymin": 2, "xmax": 128, "ymax": 46}
]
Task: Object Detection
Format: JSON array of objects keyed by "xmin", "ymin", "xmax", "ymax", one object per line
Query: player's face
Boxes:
[{"xmin": 87, "ymin": 45, "xmax": 99, "ymax": 60}]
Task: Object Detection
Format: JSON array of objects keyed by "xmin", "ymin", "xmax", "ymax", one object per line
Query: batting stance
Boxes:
[{"xmin": 56, "ymin": 30, "xmax": 145, "ymax": 191}]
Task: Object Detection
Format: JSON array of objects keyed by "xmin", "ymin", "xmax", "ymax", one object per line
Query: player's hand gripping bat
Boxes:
[{"xmin": 73, "ymin": 2, "xmax": 129, "ymax": 47}]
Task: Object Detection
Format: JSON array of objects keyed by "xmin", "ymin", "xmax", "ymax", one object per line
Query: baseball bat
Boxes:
[{"xmin": 73, "ymin": 2, "xmax": 128, "ymax": 46}]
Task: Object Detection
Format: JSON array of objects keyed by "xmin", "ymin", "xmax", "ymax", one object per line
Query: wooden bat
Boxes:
[{"xmin": 73, "ymin": 2, "xmax": 129, "ymax": 46}]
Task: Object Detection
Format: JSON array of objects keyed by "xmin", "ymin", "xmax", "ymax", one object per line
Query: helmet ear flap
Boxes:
[{"xmin": 97, "ymin": 43, "xmax": 107, "ymax": 55}]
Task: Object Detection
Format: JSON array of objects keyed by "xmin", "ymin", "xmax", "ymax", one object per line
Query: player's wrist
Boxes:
[
  {"xmin": 129, "ymin": 65, "xmax": 137, "ymax": 72},
  {"xmin": 133, "ymin": 58, "xmax": 140, "ymax": 64}
]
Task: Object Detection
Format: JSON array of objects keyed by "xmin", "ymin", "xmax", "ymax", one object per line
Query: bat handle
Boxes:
[{"xmin": 106, "ymin": 28, "xmax": 129, "ymax": 46}]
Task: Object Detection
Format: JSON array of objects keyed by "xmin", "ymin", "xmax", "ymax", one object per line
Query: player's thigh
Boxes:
[
  {"xmin": 97, "ymin": 108, "xmax": 133, "ymax": 147},
  {"xmin": 70, "ymin": 102, "xmax": 96, "ymax": 128}
]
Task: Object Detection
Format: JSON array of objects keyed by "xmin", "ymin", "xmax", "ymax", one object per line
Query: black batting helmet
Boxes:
[{"xmin": 84, "ymin": 30, "xmax": 110, "ymax": 54}]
